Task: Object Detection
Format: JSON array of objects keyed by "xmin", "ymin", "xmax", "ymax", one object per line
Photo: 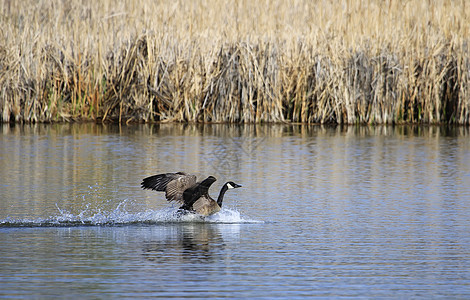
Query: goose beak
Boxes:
[{"xmin": 234, "ymin": 183, "xmax": 242, "ymax": 188}]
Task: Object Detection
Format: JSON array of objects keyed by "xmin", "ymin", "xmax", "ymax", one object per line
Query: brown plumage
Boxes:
[{"xmin": 141, "ymin": 172, "xmax": 242, "ymax": 216}]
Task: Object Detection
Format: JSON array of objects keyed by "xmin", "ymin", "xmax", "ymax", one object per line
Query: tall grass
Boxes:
[{"xmin": 1, "ymin": 0, "xmax": 469, "ymax": 124}]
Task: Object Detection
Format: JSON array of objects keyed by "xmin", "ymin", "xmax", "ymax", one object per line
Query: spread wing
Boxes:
[{"xmin": 141, "ymin": 172, "xmax": 197, "ymax": 203}]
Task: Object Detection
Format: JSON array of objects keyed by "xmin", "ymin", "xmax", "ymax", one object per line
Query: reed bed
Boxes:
[{"xmin": 1, "ymin": 0, "xmax": 469, "ymax": 124}]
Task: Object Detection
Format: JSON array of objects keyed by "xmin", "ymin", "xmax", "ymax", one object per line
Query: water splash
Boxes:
[{"xmin": 0, "ymin": 201, "xmax": 262, "ymax": 227}]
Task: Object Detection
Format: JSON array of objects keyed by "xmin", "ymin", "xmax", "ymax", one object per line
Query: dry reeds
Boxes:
[{"xmin": 1, "ymin": 0, "xmax": 469, "ymax": 124}]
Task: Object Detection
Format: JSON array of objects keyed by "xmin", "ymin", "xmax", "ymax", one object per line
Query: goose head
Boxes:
[{"xmin": 225, "ymin": 181, "xmax": 242, "ymax": 189}]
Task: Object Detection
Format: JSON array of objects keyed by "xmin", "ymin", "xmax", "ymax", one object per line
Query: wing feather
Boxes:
[
  {"xmin": 165, "ymin": 175, "xmax": 197, "ymax": 203},
  {"xmin": 141, "ymin": 172, "xmax": 197, "ymax": 203}
]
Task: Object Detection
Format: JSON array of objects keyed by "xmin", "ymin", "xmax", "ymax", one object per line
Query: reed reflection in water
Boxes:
[{"xmin": 0, "ymin": 123, "xmax": 469, "ymax": 298}]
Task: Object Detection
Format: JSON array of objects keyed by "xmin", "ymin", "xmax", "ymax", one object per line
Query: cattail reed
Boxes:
[{"xmin": 1, "ymin": 0, "xmax": 469, "ymax": 124}]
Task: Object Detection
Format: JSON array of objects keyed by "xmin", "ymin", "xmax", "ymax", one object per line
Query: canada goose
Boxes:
[{"xmin": 141, "ymin": 172, "xmax": 242, "ymax": 216}]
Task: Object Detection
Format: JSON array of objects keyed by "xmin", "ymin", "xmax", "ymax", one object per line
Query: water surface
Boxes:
[{"xmin": 1, "ymin": 123, "xmax": 469, "ymax": 298}]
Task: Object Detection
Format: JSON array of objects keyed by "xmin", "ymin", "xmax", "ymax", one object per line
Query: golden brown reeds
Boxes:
[{"xmin": 0, "ymin": 0, "xmax": 469, "ymax": 124}]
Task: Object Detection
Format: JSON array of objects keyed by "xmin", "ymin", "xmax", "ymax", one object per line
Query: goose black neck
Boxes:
[{"xmin": 217, "ymin": 184, "xmax": 229, "ymax": 207}]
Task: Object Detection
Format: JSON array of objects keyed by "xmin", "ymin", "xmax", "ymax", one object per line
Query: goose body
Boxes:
[{"xmin": 141, "ymin": 172, "xmax": 241, "ymax": 216}]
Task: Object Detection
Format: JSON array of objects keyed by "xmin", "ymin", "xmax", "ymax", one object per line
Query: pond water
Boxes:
[{"xmin": 1, "ymin": 123, "xmax": 470, "ymax": 298}]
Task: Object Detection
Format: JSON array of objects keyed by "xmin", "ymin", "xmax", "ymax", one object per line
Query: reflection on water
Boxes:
[
  {"xmin": 2, "ymin": 123, "xmax": 468, "ymax": 220},
  {"xmin": 1, "ymin": 123, "xmax": 470, "ymax": 298},
  {"xmin": 142, "ymin": 223, "xmax": 234, "ymax": 263}
]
